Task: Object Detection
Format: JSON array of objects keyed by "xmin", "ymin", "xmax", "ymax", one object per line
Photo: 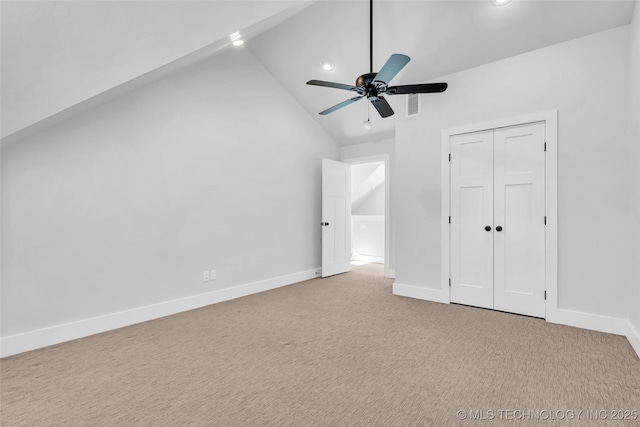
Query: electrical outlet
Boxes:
[
  {"xmin": 210, "ymin": 270, "xmax": 216, "ymax": 280},
  {"xmin": 203, "ymin": 270, "xmax": 210, "ymax": 282}
]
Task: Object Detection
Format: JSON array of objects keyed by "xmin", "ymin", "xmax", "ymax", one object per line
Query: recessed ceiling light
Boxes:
[
  {"xmin": 229, "ymin": 31, "xmax": 244, "ymax": 47},
  {"xmin": 490, "ymin": 0, "xmax": 512, "ymax": 5},
  {"xmin": 322, "ymin": 61, "xmax": 335, "ymax": 71}
]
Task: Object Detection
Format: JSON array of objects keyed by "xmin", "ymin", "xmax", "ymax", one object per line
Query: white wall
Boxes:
[
  {"xmin": 629, "ymin": 2, "xmax": 640, "ymax": 336},
  {"xmin": 395, "ymin": 26, "xmax": 634, "ymax": 320},
  {"xmin": 352, "ymin": 164, "xmax": 379, "ymax": 192},
  {"xmin": 352, "ymin": 162, "xmax": 385, "ymax": 216},
  {"xmin": 352, "ymin": 216, "xmax": 384, "ymax": 262},
  {"xmin": 354, "ymin": 185, "xmax": 385, "ymax": 216},
  {"xmin": 341, "ymin": 139, "xmax": 396, "ymax": 275},
  {"xmin": 1, "ymin": 48, "xmax": 339, "ymax": 338}
]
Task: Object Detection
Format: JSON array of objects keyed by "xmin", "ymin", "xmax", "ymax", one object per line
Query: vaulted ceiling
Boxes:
[
  {"xmin": 1, "ymin": 0, "xmax": 636, "ymax": 146},
  {"xmin": 0, "ymin": 1, "xmax": 315, "ymax": 140}
]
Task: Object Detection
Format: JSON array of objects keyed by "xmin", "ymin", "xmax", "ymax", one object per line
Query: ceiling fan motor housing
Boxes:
[
  {"xmin": 355, "ymin": 72, "xmax": 377, "ymax": 87},
  {"xmin": 355, "ymin": 72, "xmax": 386, "ymax": 99}
]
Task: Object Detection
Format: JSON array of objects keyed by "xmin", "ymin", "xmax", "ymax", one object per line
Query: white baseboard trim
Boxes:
[
  {"xmin": 392, "ymin": 282, "xmax": 450, "ymax": 304},
  {"xmin": 547, "ymin": 308, "xmax": 640, "ymax": 359},
  {"xmin": 546, "ymin": 308, "xmax": 629, "ymax": 336},
  {"xmin": 627, "ymin": 320, "xmax": 640, "ymax": 359},
  {"xmin": 0, "ymin": 268, "xmax": 320, "ymax": 358},
  {"xmin": 392, "ymin": 288, "xmax": 640, "ymax": 359}
]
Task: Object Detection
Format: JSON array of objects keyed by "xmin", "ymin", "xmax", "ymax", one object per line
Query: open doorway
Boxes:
[
  {"xmin": 342, "ymin": 154, "xmax": 390, "ymax": 278},
  {"xmin": 321, "ymin": 154, "xmax": 392, "ymax": 279},
  {"xmin": 351, "ymin": 161, "xmax": 385, "ymax": 265}
]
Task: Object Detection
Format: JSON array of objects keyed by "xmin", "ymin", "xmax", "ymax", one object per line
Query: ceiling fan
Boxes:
[{"xmin": 306, "ymin": 0, "xmax": 448, "ymax": 118}]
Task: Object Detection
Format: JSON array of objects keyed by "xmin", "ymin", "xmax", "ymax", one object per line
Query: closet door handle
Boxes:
[
  {"xmin": 496, "ymin": 226, "xmax": 503, "ymax": 232},
  {"xmin": 485, "ymin": 226, "xmax": 492, "ymax": 232}
]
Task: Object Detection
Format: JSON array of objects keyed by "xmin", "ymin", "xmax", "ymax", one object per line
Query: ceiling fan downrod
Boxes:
[{"xmin": 369, "ymin": 0, "xmax": 373, "ymax": 74}]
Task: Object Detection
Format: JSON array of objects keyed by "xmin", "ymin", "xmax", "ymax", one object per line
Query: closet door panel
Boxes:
[
  {"xmin": 450, "ymin": 130, "xmax": 494, "ymax": 309},
  {"xmin": 493, "ymin": 122, "xmax": 546, "ymax": 318}
]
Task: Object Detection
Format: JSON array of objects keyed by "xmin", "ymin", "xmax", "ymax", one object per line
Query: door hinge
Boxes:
[
  {"xmin": 544, "ymin": 142, "xmax": 547, "ymax": 151},
  {"xmin": 544, "ymin": 216, "xmax": 547, "ymax": 225},
  {"xmin": 544, "ymin": 291, "xmax": 547, "ymax": 300},
  {"xmin": 448, "ymin": 153, "xmax": 451, "ymax": 162},
  {"xmin": 449, "ymin": 278, "xmax": 451, "ymax": 287},
  {"xmin": 449, "ymin": 216, "xmax": 451, "ymax": 224}
]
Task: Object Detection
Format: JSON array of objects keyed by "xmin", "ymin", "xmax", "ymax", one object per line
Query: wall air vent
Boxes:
[{"xmin": 407, "ymin": 93, "xmax": 420, "ymax": 117}]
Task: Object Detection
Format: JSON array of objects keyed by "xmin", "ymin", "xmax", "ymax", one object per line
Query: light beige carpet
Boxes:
[{"xmin": 1, "ymin": 263, "xmax": 639, "ymax": 426}]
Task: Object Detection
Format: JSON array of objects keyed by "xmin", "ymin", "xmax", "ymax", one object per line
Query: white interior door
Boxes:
[
  {"xmin": 322, "ymin": 158, "xmax": 351, "ymax": 277},
  {"xmin": 493, "ymin": 122, "xmax": 546, "ymax": 317},
  {"xmin": 450, "ymin": 130, "xmax": 494, "ymax": 309}
]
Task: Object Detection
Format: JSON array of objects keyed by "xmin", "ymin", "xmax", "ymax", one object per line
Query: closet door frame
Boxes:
[{"xmin": 440, "ymin": 110, "xmax": 558, "ymax": 320}]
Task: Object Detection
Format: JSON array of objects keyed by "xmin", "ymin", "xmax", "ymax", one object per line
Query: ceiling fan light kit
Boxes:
[{"xmin": 306, "ymin": 0, "xmax": 447, "ymax": 119}]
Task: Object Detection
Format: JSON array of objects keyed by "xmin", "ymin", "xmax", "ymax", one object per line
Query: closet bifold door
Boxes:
[
  {"xmin": 493, "ymin": 122, "xmax": 546, "ymax": 318},
  {"xmin": 450, "ymin": 129, "xmax": 494, "ymax": 310}
]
